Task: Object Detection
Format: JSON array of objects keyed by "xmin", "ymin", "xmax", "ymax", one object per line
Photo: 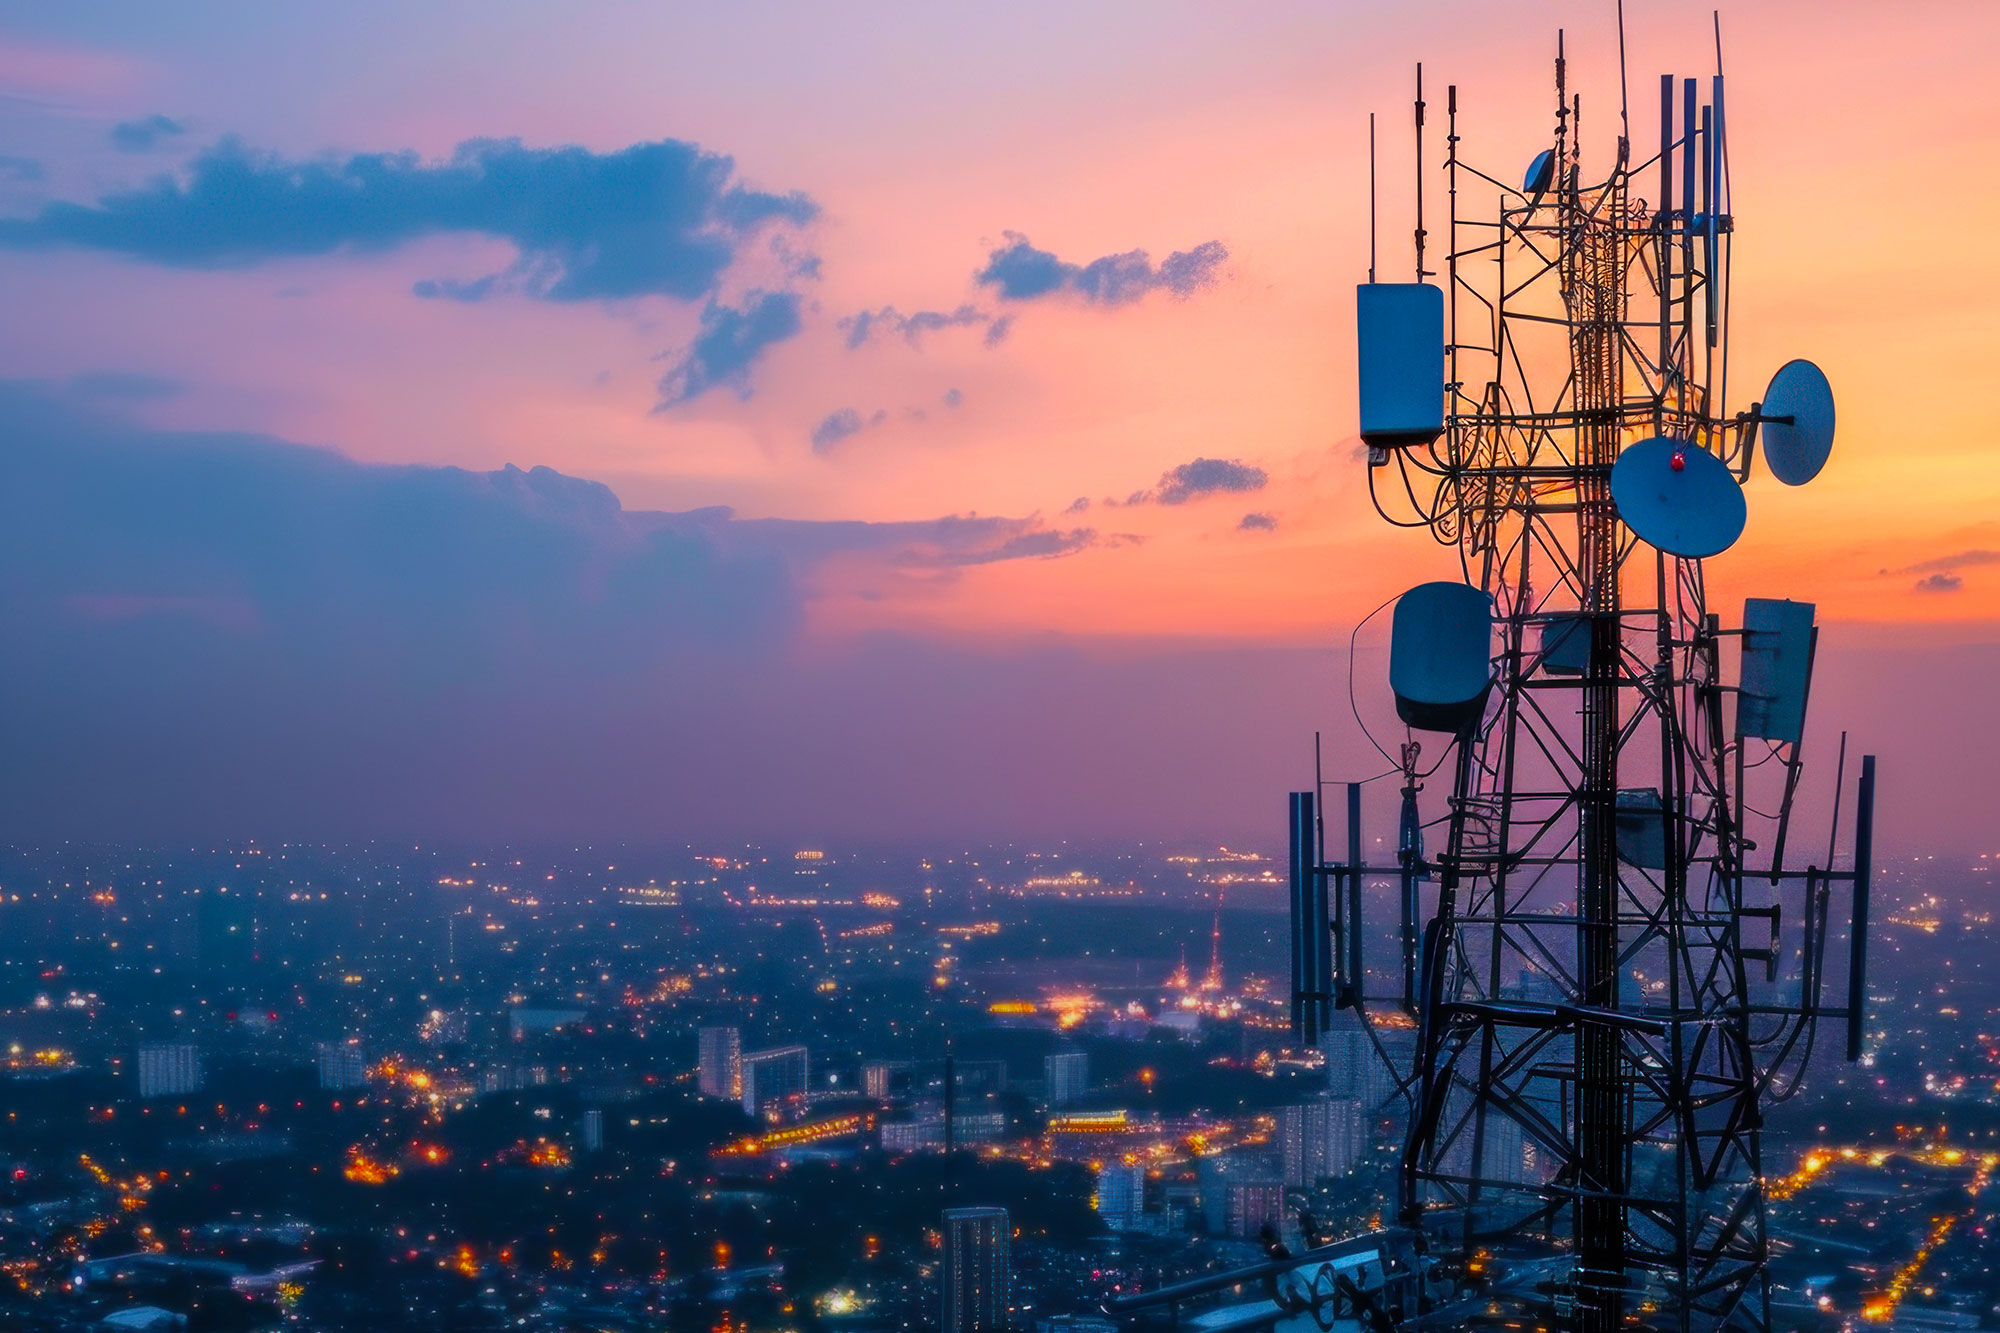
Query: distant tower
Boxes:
[
  {"xmin": 941, "ymin": 1207, "xmax": 1010, "ymax": 1333},
  {"xmin": 697, "ymin": 1026, "xmax": 741, "ymax": 1101},
  {"xmin": 1200, "ymin": 891, "xmax": 1225, "ymax": 992},
  {"xmin": 1284, "ymin": 33, "xmax": 1876, "ymax": 1333},
  {"xmin": 1044, "ymin": 1050, "xmax": 1088, "ymax": 1108},
  {"xmin": 1165, "ymin": 945, "xmax": 1190, "ymax": 991}
]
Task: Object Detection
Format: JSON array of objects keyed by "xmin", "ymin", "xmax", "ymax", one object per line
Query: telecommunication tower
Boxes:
[{"xmin": 1110, "ymin": 17, "xmax": 1877, "ymax": 1333}]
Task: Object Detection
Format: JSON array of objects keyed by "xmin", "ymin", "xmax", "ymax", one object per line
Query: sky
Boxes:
[{"xmin": 0, "ymin": 1, "xmax": 1994, "ymax": 853}]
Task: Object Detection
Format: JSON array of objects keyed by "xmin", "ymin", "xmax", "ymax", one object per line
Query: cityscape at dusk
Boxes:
[{"xmin": 0, "ymin": 3, "xmax": 1995, "ymax": 1333}]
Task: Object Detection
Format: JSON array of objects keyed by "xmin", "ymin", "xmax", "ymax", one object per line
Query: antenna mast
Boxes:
[{"xmin": 1286, "ymin": 17, "xmax": 1865, "ymax": 1333}]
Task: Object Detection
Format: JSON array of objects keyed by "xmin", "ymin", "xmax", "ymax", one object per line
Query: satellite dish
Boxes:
[
  {"xmin": 1759, "ymin": 359, "xmax": 1835, "ymax": 486},
  {"xmin": 1523, "ymin": 149, "xmax": 1555, "ymax": 198},
  {"xmin": 1610, "ymin": 436, "xmax": 1747, "ymax": 559},
  {"xmin": 1390, "ymin": 581, "xmax": 1494, "ymax": 735}
]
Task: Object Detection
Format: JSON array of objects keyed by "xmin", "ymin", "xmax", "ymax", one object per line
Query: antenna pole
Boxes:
[
  {"xmin": 1447, "ymin": 85, "xmax": 1459, "ymax": 440},
  {"xmin": 1368, "ymin": 114, "xmax": 1378, "ymax": 285},
  {"xmin": 1617, "ymin": 0, "xmax": 1630, "ymax": 147},
  {"xmin": 1414, "ymin": 64, "xmax": 1426, "ymax": 281},
  {"xmin": 1846, "ymin": 756, "xmax": 1877, "ymax": 1060}
]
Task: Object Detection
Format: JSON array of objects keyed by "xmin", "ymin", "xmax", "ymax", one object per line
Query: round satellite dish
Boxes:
[
  {"xmin": 1610, "ymin": 437, "xmax": 1747, "ymax": 559},
  {"xmin": 1759, "ymin": 359, "xmax": 1835, "ymax": 486},
  {"xmin": 1523, "ymin": 149, "xmax": 1555, "ymax": 198}
]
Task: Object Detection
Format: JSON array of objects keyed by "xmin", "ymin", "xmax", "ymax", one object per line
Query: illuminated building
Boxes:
[
  {"xmin": 1280, "ymin": 1096, "xmax": 1363, "ymax": 1186},
  {"xmin": 942, "ymin": 1206, "xmax": 1010, "ymax": 1333},
  {"xmin": 1044, "ymin": 1050, "xmax": 1088, "ymax": 1108},
  {"xmin": 1226, "ymin": 1181, "xmax": 1285, "ymax": 1239},
  {"xmin": 740, "ymin": 1044, "xmax": 807, "ymax": 1118},
  {"xmin": 136, "ymin": 1043, "xmax": 202, "ymax": 1099},
  {"xmin": 1095, "ymin": 1163, "xmax": 1145, "ymax": 1230},
  {"xmin": 316, "ymin": 1040, "xmax": 367, "ymax": 1091},
  {"xmin": 862, "ymin": 1059, "xmax": 914, "ymax": 1101},
  {"xmin": 698, "ymin": 1025, "xmax": 742, "ymax": 1101}
]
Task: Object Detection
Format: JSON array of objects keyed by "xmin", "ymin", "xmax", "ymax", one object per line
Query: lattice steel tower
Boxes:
[{"xmin": 1278, "ymin": 25, "xmax": 1876, "ymax": 1333}]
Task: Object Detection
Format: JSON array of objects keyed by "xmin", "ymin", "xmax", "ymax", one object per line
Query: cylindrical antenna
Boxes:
[
  {"xmin": 1683, "ymin": 77, "xmax": 1698, "ymax": 361},
  {"xmin": 1368, "ymin": 114, "xmax": 1378, "ymax": 285},
  {"xmin": 1617, "ymin": 0, "xmax": 1631, "ymax": 148},
  {"xmin": 1701, "ymin": 102, "xmax": 1716, "ymax": 349},
  {"xmin": 1414, "ymin": 63, "xmax": 1426, "ymax": 282},
  {"xmin": 1659, "ymin": 74, "xmax": 1674, "ymax": 420},
  {"xmin": 1447, "ymin": 84, "xmax": 1458, "ymax": 442}
]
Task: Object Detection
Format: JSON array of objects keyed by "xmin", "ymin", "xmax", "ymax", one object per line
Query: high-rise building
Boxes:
[
  {"xmin": 863, "ymin": 1059, "xmax": 914, "ymax": 1101},
  {"xmin": 1225, "ymin": 1181, "xmax": 1286, "ymax": 1239},
  {"xmin": 1094, "ymin": 1163, "xmax": 1145, "ymax": 1230},
  {"xmin": 740, "ymin": 1044, "xmax": 808, "ymax": 1118},
  {"xmin": 942, "ymin": 1207, "xmax": 1010, "ymax": 1333},
  {"xmin": 1280, "ymin": 1096, "xmax": 1364, "ymax": 1186},
  {"xmin": 1321, "ymin": 1023, "xmax": 1367, "ymax": 1099},
  {"xmin": 579, "ymin": 1107, "xmax": 604, "ymax": 1153},
  {"xmin": 316, "ymin": 1040, "xmax": 367, "ymax": 1091},
  {"xmin": 698, "ymin": 1026, "xmax": 742, "ymax": 1101},
  {"xmin": 1044, "ymin": 1050, "xmax": 1088, "ymax": 1108},
  {"xmin": 136, "ymin": 1043, "xmax": 203, "ymax": 1099}
]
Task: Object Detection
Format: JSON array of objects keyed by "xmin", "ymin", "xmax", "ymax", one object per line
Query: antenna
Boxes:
[
  {"xmin": 1369, "ymin": 114, "xmax": 1378, "ymax": 285},
  {"xmin": 1616, "ymin": 0, "xmax": 1630, "ymax": 148},
  {"xmin": 1609, "ymin": 436, "xmax": 1747, "ymax": 558},
  {"xmin": 1268, "ymin": 12, "xmax": 1875, "ymax": 1333},
  {"xmin": 1757, "ymin": 359, "xmax": 1837, "ymax": 485},
  {"xmin": 1413, "ymin": 64, "xmax": 1426, "ymax": 281}
]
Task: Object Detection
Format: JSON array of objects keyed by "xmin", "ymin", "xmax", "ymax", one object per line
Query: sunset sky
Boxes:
[{"xmin": 0, "ymin": 1, "xmax": 1993, "ymax": 852}]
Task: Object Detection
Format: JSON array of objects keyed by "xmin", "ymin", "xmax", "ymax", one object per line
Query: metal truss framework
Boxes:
[{"xmin": 1310, "ymin": 42, "xmax": 1875, "ymax": 1333}]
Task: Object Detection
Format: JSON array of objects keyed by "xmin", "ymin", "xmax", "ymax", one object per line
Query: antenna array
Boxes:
[
  {"xmin": 1116, "ymin": 20, "xmax": 1877, "ymax": 1333},
  {"xmin": 1290, "ymin": 26, "xmax": 1876, "ymax": 1333}
]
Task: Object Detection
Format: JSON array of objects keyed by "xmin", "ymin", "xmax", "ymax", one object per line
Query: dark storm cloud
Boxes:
[
  {"xmin": 975, "ymin": 232, "xmax": 1228, "ymax": 305},
  {"xmin": 0, "ymin": 135, "xmax": 815, "ymax": 303},
  {"xmin": 1238, "ymin": 511, "xmax": 1277, "ymax": 531},
  {"xmin": 655, "ymin": 291, "xmax": 803, "ymax": 405},
  {"xmin": 1120, "ymin": 457, "xmax": 1268, "ymax": 506},
  {"xmin": 110, "ymin": 114, "xmax": 186, "ymax": 151}
]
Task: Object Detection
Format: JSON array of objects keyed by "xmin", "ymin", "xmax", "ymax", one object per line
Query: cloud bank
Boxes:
[
  {"xmin": 0, "ymin": 383, "xmax": 1134, "ymax": 839},
  {"xmin": 0, "ymin": 135, "xmax": 815, "ymax": 304}
]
